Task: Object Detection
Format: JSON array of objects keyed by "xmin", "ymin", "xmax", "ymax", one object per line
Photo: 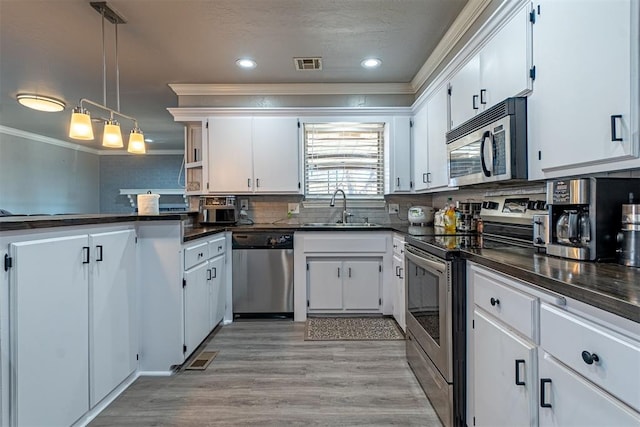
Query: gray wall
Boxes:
[
  {"xmin": 99, "ymin": 154, "xmax": 185, "ymax": 213},
  {"xmin": 0, "ymin": 133, "xmax": 100, "ymax": 214}
]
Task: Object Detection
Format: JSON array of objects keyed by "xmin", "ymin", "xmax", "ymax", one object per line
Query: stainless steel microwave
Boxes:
[
  {"xmin": 199, "ymin": 196, "xmax": 238, "ymax": 224},
  {"xmin": 446, "ymin": 97, "xmax": 527, "ymax": 187}
]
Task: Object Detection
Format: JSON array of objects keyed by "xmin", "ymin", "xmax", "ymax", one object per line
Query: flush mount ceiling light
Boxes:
[
  {"xmin": 68, "ymin": 1, "xmax": 146, "ymax": 154},
  {"xmin": 16, "ymin": 94, "xmax": 66, "ymax": 112},
  {"xmin": 361, "ymin": 58, "xmax": 382, "ymax": 69},
  {"xmin": 236, "ymin": 58, "xmax": 257, "ymax": 69}
]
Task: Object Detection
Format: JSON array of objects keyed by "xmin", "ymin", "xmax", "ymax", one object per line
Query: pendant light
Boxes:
[{"xmin": 68, "ymin": 2, "xmax": 145, "ymax": 154}]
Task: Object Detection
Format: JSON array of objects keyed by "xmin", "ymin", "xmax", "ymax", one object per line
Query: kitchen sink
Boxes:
[{"xmin": 301, "ymin": 222, "xmax": 381, "ymax": 228}]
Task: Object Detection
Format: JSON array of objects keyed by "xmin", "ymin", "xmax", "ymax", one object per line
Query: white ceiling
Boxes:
[{"xmin": 0, "ymin": 0, "xmax": 468, "ymax": 151}]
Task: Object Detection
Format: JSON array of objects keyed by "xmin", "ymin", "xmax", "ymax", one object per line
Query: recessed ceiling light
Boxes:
[
  {"xmin": 144, "ymin": 138, "xmax": 153, "ymax": 143},
  {"xmin": 361, "ymin": 58, "xmax": 382, "ymax": 69},
  {"xmin": 16, "ymin": 94, "xmax": 66, "ymax": 112},
  {"xmin": 236, "ymin": 58, "xmax": 257, "ymax": 69}
]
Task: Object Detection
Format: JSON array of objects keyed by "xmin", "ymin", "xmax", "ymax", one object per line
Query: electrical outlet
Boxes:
[
  {"xmin": 240, "ymin": 199, "xmax": 249, "ymax": 210},
  {"xmin": 287, "ymin": 203, "xmax": 300, "ymax": 215},
  {"xmin": 388, "ymin": 203, "xmax": 399, "ymax": 214}
]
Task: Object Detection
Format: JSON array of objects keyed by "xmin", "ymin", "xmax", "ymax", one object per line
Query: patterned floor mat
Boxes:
[{"xmin": 305, "ymin": 316, "xmax": 405, "ymax": 341}]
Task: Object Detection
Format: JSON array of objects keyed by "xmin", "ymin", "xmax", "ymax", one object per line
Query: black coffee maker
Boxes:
[{"xmin": 546, "ymin": 178, "xmax": 640, "ymax": 261}]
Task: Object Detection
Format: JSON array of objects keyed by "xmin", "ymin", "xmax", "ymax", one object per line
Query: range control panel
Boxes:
[{"xmin": 480, "ymin": 194, "xmax": 547, "ymax": 225}]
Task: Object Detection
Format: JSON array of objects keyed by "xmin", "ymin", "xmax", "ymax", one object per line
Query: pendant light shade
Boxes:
[
  {"xmin": 102, "ymin": 119, "xmax": 123, "ymax": 148},
  {"xmin": 69, "ymin": 107, "xmax": 95, "ymax": 140},
  {"xmin": 127, "ymin": 127, "xmax": 146, "ymax": 154}
]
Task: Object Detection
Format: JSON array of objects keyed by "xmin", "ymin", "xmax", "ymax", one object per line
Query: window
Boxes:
[{"xmin": 304, "ymin": 122, "xmax": 385, "ymax": 198}]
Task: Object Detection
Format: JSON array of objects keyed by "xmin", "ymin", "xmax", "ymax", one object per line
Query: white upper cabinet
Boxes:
[
  {"xmin": 252, "ymin": 117, "xmax": 300, "ymax": 193},
  {"xmin": 450, "ymin": 2, "xmax": 533, "ymax": 129},
  {"xmin": 208, "ymin": 116, "xmax": 300, "ymax": 194},
  {"xmin": 208, "ymin": 117, "xmax": 254, "ymax": 193},
  {"xmin": 413, "ymin": 84, "xmax": 450, "ymax": 192},
  {"xmin": 528, "ymin": 0, "xmax": 638, "ymax": 178},
  {"xmin": 425, "ymin": 84, "xmax": 450, "ymax": 190},
  {"xmin": 450, "ymin": 55, "xmax": 481, "ymax": 128},
  {"xmin": 388, "ymin": 116, "xmax": 413, "ymax": 193},
  {"xmin": 412, "ymin": 101, "xmax": 430, "ymax": 192}
]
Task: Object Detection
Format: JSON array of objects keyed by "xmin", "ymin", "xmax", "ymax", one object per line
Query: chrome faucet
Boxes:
[{"xmin": 330, "ymin": 188, "xmax": 349, "ymax": 224}]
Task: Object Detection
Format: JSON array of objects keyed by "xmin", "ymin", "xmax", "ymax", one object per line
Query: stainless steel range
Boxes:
[{"xmin": 404, "ymin": 192, "xmax": 546, "ymax": 427}]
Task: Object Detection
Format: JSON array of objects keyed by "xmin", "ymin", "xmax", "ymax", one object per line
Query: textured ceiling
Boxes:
[{"xmin": 0, "ymin": 0, "xmax": 467, "ymax": 150}]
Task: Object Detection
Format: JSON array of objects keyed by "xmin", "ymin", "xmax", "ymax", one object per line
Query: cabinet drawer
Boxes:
[
  {"xmin": 540, "ymin": 303, "xmax": 640, "ymax": 412},
  {"xmin": 473, "ymin": 267, "xmax": 537, "ymax": 341},
  {"xmin": 208, "ymin": 235, "xmax": 226, "ymax": 258},
  {"xmin": 184, "ymin": 242, "xmax": 208, "ymax": 270},
  {"xmin": 392, "ymin": 236, "xmax": 405, "ymax": 256}
]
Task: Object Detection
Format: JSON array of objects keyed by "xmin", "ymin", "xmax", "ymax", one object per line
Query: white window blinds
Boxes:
[{"xmin": 304, "ymin": 122, "xmax": 385, "ymax": 198}]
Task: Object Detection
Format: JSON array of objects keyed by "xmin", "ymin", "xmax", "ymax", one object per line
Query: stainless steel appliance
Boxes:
[
  {"xmin": 446, "ymin": 97, "xmax": 527, "ymax": 187},
  {"xmin": 405, "ymin": 195, "xmax": 549, "ymax": 427},
  {"xmin": 232, "ymin": 232, "xmax": 294, "ymax": 317},
  {"xmin": 199, "ymin": 196, "xmax": 238, "ymax": 225},
  {"xmin": 533, "ymin": 213, "xmax": 549, "ymax": 249},
  {"xmin": 404, "ymin": 237, "xmax": 466, "ymax": 427},
  {"xmin": 547, "ymin": 178, "xmax": 640, "ymax": 261},
  {"xmin": 618, "ymin": 200, "xmax": 640, "ymax": 267}
]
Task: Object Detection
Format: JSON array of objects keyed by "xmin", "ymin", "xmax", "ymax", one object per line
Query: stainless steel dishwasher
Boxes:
[{"xmin": 232, "ymin": 232, "xmax": 294, "ymax": 318}]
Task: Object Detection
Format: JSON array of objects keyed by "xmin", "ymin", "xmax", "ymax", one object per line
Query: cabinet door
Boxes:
[
  {"xmin": 412, "ymin": 102, "xmax": 430, "ymax": 192},
  {"xmin": 539, "ymin": 351, "xmax": 640, "ymax": 427},
  {"xmin": 10, "ymin": 235, "xmax": 90, "ymax": 427},
  {"xmin": 209, "ymin": 255, "xmax": 225, "ymax": 328},
  {"xmin": 184, "ymin": 261, "xmax": 211, "ymax": 356},
  {"xmin": 529, "ymin": 0, "xmax": 635, "ymax": 173},
  {"xmin": 450, "ymin": 55, "xmax": 480, "ymax": 128},
  {"xmin": 252, "ymin": 117, "xmax": 301, "ymax": 193},
  {"xmin": 479, "ymin": 2, "xmax": 532, "ymax": 109},
  {"xmin": 343, "ymin": 260, "xmax": 381, "ymax": 310},
  {"xmin": 208, "ymin": 117, "xmax": 254, "ymax": 192},
  {"xmin": 390, "ymin": 116, "xmax": 412, "ymax": 193},
  {"xmin": 308, "ymin": 260, "xmax": 343, "ymax": 310},
  {"xmin": 392, "ymin": 254, "xmax": 406, "ymax": 331},
  {"xmin": 426, "ymin": 85, "xmax": 450, "ymax": 189},
  {"xmin": 473, "ymin": 309, "xmax": 537, "ymax": 427},
  {"xmin": 89, "ymin": 229, "xmax": 137, "ymax": 407}
]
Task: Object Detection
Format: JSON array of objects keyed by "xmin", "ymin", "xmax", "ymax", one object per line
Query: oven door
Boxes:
[
  {"xmin": 405, "ymin": 244, "xmax": 452, "ymax": 382},
  {"xmin": 448, "ymin": 114, "xmax": 511, "ymax": 187}
]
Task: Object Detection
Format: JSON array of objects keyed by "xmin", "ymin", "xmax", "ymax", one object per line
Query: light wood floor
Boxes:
[{"xmin": 90, "ymin": 320, "xmax": 442, "ymax": 426}]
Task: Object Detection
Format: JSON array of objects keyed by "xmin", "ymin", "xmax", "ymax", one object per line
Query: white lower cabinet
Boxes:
[
  {"xmin": 392, "ymin": 234, "xmax": 406, "ymax": 331},
  {"xmin": 467, "ymin": 262, "xmax": 640, "ymax": 427},
  {"xmin": 89, "ymin": 230, "xmax": 137, "ymax": 407},
  {"xmin": 10, "ymin": 235, "xmax": 90, "ymax": 427},
  {"xmin": 184, "ymin": 261, "xmax": 212, "ymax": 356},
  {"xmin": 209, "ymin": 254, "xmax": 226, "ymax": 328},
  {"xmin": 473, "ymin": 309, "xmax": 536, "ymax": 427},
  {"xmin": 7, "ymin": 226, "xmax": 137, "ymax": 427},
  {"xmin": 307, "ymin": 258, "xmax": 382, "ymax": 313},
  {"xmin": 538, "ymin": 351, "xmax": 640, "ymax": 427}
]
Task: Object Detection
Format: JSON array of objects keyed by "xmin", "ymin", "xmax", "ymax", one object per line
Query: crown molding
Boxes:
[
  {"xmin": 410, "ymin": 0, "xmax": 494, "ymax": 92},
  {"xmin": 169, "ymin": 82, "xmax": 414, "ymax": 96},
  {"xmin": 167, "ymin": 106, "xmax": 413, "ymax": 122},
  {"xmin": 0, "ymin": 126, "xmax": 182, "ymax": 156},
  {"xmin": 0, "ymin": 125, "xmax": 100, "ymax": 154}
]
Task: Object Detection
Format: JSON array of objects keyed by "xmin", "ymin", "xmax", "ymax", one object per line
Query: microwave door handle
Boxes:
[{"xmin": 480, "ymin": 130, "xmax": 492, "ymax": 177}]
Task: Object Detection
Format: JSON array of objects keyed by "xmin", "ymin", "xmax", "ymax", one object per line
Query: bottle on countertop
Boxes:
[{"xmin": 444, "ymin": 198, "xmax": 457, "ymax": 233}]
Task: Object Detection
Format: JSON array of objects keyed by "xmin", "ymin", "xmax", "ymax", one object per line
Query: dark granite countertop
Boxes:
[
  {"xmin": 462, "ymin": 246, "xmax": 640, "ymax": 323},
  {"xmin": 0, "ymin": 212, "xmax": 199, "ymax": 232},
  {"xmin": 4, "ymin": 215, "xmax": 636, "ymax": 322}
]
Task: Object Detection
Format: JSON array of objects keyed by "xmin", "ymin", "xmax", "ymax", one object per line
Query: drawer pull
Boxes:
[
  {"xmin": 581, "ymin": 350, "xmax": 600, "ymax": 365},
  {"xmin": 540, "ymin": 378, "xmax": 552, "ymax": 408},
  {"xmin": 490, "ymin": 297, "xmax": 500, "ymax": 306},
  {"xmin": 515, "ymin": 359, "xmax": 526, "ymax": 386}
]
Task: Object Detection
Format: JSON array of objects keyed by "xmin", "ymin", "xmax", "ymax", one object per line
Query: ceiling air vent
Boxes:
[{"xmin": 294, "ymin": 57, "xmax": 322, "ymax": 71}]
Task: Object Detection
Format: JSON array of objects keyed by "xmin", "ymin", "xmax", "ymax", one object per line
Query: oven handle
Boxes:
[{"xmin": 405, "ymin": 245, "xmax": 446, "ymax": 274}]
